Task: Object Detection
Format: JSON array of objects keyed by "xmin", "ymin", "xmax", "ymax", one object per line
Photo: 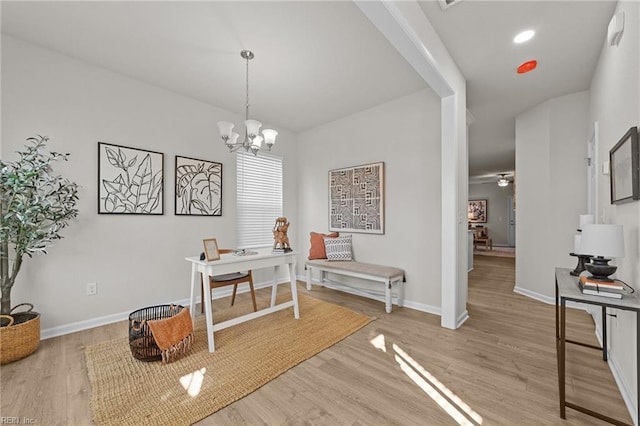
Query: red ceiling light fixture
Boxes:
[{"xmin": 517, "ymin": 60, "xmax": 537, "ymax": 74}]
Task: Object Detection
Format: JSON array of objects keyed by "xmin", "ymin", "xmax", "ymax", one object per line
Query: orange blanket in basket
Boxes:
[{"xmin": 147, "ymin": 307, "xmax": 194, "ymax": 363}]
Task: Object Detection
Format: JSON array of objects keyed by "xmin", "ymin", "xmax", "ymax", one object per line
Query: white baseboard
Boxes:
[
  {"xmin": 456, "ymin": 310, "xmax": 470, "ymax": 328},
  {"xmin": 513, "ymin": 286, "xmax": 555, "ymax": 305},
  {"xmin": 41, "ymin": 279, "xmax": 284, "ymax": 340}
]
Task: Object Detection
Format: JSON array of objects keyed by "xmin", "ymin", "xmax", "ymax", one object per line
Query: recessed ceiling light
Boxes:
[
  {"xmin": 514, "ymin": 30, "xmax": 535, "ymax": 44},
  {"xmin": 517, "ymin": 60, "xmax": 538, "ymax": 74}
]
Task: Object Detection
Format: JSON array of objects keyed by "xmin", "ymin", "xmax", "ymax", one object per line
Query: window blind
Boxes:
[{"xmin": 236, "ymin": 152, "xmax": 283, "ymax": 248}]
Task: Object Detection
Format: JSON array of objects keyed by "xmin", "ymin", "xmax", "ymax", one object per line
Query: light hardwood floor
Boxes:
[{"xmin": 0, "ymin": 255, "xmax": 632, "ymax": 425}]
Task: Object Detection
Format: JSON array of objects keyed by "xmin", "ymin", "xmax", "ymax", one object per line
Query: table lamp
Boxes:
[{"xmin": 579, "ymin": 224, "xmax": 625, "ymax": 281}]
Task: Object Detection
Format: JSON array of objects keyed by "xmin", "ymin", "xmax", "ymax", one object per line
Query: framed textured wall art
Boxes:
[
  {"xmin": 468, "ymin": 199, "xmax": 487, "ymax": 223},
  {"xmin": 98, "ymin": 142, "xmax": 164, "ymax": 214},
  {"xmin": 329, "ymin": 162, "xmax": 384, "ymax": 234},
  {"xmin": 609, "ymin": 126, "xmax": 639, "ymax": 204},
  {"xmin": 175, "ymin": 156, "xmax": 222, "ymax": 216}
]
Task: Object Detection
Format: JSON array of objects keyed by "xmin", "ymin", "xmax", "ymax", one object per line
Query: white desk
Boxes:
[{"xmin": 186, "ymin": 249, "xmax": 299, "ymax": 352}]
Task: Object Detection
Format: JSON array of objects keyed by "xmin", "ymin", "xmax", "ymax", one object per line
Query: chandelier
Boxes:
[
  {"xmin": 217, "ymin": 50, "xmax": 277, "ymax": 155},
  {"xmin": 497, "ymin": 174, "xmax": 509, "ymax": 187}
]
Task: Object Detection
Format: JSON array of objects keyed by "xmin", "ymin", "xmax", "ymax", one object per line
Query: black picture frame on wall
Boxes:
[
  {"xmin": 175, "ymin": 155, "xmax": 222, "ymax": 216},
  {"xmin": 609, "ymin": 126, "xmax": 639, "ymax": 204},
  {"xmin": 98, "ymin": 142, "xmax": 164, "ymax": 214}
]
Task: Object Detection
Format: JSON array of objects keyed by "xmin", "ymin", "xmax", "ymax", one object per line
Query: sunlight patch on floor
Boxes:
[
  {"xmin": 370, "ymin": 333, "xmax": 482, "ymax": 425},
  {"xmin": 393, "ymin": 344, "xmax": 483, "ymax": 425},
  {"xmin": 180, "ymin": 367, "xmax": 206, "ymax": 397},
  {"xmin": 370, "ymin": 333, "xmax": 387, "ymax": 352}
]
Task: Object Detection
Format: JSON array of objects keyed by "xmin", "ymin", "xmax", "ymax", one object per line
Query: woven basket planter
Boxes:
[{"xmin": 0, "ymin": 304, "xmax": 41, "ymax": 365}]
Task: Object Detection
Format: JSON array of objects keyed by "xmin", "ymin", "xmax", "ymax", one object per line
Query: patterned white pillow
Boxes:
[{"xmin": 324, "ymin": 235, "xmax": 353, "ymax": 261}]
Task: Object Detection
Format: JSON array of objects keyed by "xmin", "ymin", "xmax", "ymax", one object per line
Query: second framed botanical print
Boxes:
[{"xmin": 175, "ymin": 156, "xmax": 222, "ymax": 216}]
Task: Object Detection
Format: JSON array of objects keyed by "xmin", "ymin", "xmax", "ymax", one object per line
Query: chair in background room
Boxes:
[
  {"xmin": 200, "ymin": 249, "xmax": 257, "ymax": 313},
  {"xmin": 473, "ymin": 226, "xmax": 493, "ymax": 251}
]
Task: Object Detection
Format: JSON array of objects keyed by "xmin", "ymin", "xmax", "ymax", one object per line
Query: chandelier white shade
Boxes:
[{"xmin": 217, "ymin": 50, "xmax": 277, "ymax": 155}]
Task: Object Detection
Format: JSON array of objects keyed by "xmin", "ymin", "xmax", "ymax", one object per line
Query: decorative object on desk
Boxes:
[
  {"xmin": 468, "ymin": 199, "xmax": 487, "ymax": 223},
  {"xmin": 569, "ymin": 231, "xmax": 591, "ymax": 276},
  {"xmin": 569, "ymin": 253, "xmax": 592, "ymax": 276},
  {"xmin": 98, "ymin": 142, "xmax": 163, "ymax": 214},
  {"xmin": 202, "ymin": 238, "xmax": 220, "ymax": 261},
  {"xmin": 329, "ymin": 162, "xmax": 384, "ymax": 234},
  {"xmin": 272, "ymin": 217, "xmax": 292, "ymax": 253},
  {"xmin": 580, "ymin": 224, "xmax": 625, "ymax": 281},
  {"xmin": 216, "ymin": 50, "xmax": 278, "ymax": 156},
  {"xmin": 175, "ymin": 156, "xmax": 222, "ymax": 216},
  {"xmin": 1, "ymin": 136, "xmax": 79, "ymax": 364},
  {"xmin": 86, "ymin": 294, "xmax": 372, "ymax": 426},
  {"xmin": 128, "ymin": 304, "xmax": 191, "ymax": 362},
  {"xmin": 324, "ymin": 234, "xmax": 353, "ymax": 261},
  {"xmin": 609, "ymin": 126, "xmax": 638, "ymax": 204}
]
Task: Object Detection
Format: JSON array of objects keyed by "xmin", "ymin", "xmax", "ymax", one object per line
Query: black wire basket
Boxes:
[{"xmin": 128, "ymin": 304, "xmax": 185, "ymax": 362}]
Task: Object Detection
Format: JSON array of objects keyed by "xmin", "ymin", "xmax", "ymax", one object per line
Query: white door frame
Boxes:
[{"xmin": 355, "ymin": 0, "xmax": 468, "ymax": 328}]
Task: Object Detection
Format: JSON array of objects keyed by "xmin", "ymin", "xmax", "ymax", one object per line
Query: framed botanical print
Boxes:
[
  {"xmin": 98, "ymin": 142, "xmax": 164, "ymax": 214},
  {"xmin": 175, "ymin": 156, "xmax": 222, "ymax": 216}
]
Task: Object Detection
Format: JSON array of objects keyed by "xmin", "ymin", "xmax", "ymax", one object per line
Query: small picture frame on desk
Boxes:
[{"xmin": 202, "ymin": 238, "xmax": 220, "ymax": 261}]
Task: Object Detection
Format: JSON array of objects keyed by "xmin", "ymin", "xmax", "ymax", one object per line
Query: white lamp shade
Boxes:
[
  {"xmin": 217, "ymin": 121, "xmax": 234, "ymax": 138},
  {"xmin": 262, "ymin": 129, "xmax": 278, "ymax": 145},
  {"xmin": 244, "ymin": 119, "xmax": 262, "ymax": 137},
  {"xmin": 228, "ymin": 132, "xmax": 240, "ymax": 145},
  {"xmin": 252, "ymin": 135, "xmax": 263, "ymax": 147},
  {"xmin": 580, "ymin": 224, "xmax": 625, "ymax": 258}
]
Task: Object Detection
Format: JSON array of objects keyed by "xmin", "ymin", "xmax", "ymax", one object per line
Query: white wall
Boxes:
[
  {"xmin": 296, "ymin": 89, "xmax": 442, "ymax": 312},
  {"xmin": 468, "ymin": 183, "xmax": 514, "ymax": 246},
  {"xmin": 515, "ymin": 91, "xmax": 590, "ymax": 300},
  {"xmin": 1, "ymin": 36, "xmax": 298, "ymax": 332},
  {"xmin": 589, "ymin": 1, "xmax": 639, "ymax": 419}
]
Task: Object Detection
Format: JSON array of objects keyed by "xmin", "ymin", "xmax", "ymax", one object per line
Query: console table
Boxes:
[
  {"xmin": 555, "ymin": 267, "xmax": 639, "ymax": 425},
  {"xmin": 186, "ymin": 249, "xmax": 299, "ymax": 352}
]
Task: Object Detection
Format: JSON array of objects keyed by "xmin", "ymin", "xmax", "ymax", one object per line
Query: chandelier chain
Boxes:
[{"xmin": 245, "ymin": 54, "xmax": 250, "ymax": 121}]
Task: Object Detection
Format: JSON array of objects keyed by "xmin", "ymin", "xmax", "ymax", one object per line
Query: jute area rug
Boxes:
[{"xmin": 85, "ymin": 294, "xmax": 373, "ymax": 426}]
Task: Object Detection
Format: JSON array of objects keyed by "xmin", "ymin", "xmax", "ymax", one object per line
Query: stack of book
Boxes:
[{"xmin": 578, "ymin": 275, "xmax": 624, "ymax": 299}]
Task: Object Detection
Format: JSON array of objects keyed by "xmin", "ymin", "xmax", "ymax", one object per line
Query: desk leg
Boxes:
[
  {"xmin": 560, "ymin": 299, "xmax": 566, "ymax": 419},
  {"xmin": 189, "ymin": 264, "xmax": 199, "ymax": 327},
  {"xmin": 289, "ymin": 261, "xmax": 300, "ymax": 319},
  {"xmin": 602, "ymin": 306, "xmax": 608, "ymax": 362},
  {"xmin": 201, "ymin": 272, "xmax": 215, "ymax": 353},
  {"xmin": 270, "ymin": 266, "xmax": 278, "ymax": 308}
]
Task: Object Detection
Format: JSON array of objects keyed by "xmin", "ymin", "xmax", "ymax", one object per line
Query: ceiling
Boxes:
[{"xmin": 1, "ymin": 1, "xmax": 617, "ymax": 179}]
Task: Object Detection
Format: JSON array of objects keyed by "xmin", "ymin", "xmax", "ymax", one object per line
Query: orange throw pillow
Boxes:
[{"xmin": 309, "ymin": 232, "xmax": 339, "ymax": 260}]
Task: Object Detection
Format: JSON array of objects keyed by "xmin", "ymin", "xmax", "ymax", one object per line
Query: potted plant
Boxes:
[{"xmin": 0, "ymin": 135, "xmax": 79, "ymax": 364}]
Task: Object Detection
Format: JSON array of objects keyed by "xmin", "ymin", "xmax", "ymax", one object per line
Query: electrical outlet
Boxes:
[{"xmin": 86, "ymin": 282, "xmax": 97, "ymax": 296}]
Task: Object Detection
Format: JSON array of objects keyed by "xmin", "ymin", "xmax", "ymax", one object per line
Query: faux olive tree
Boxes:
[{"xmin": 0, "ymin": 136, "xmax": 79, "ymax": 316}]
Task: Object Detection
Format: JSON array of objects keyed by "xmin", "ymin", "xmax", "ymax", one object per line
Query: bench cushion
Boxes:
[{"xmin": 306, "ymin": 259, "xmax": 404, "ymax": 280}]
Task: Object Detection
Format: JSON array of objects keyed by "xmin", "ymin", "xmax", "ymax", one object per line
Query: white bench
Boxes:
[{"xmin": 305, "ymin": 259, "xmax": 405, "ymax": 313}]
